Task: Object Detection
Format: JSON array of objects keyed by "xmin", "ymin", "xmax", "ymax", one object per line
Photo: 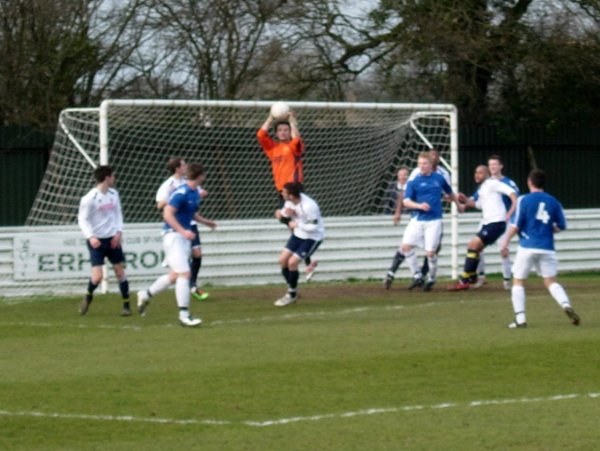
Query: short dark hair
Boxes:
[
  {"xmin": 488, "ymin": 154, "xmax": 503, "ymax": 164},
  {"xmin": 283, "ymin": 181, "xmax": 302, "ymax": 198},
  {"xmin": 93, "ymin": 165, "xmax": 114, "ymax": 183},
  {"xmin": 528, "ymin": 168, "xmax": 545, "ymax": 189},
  {"xmin": 167, "ymin": 157, "xmax": 184, "ymax": 174},
  {"xmin": 274, "ymin": 120, "xmax": 291, "ymax": 131},
  {"xmin": 187, "ymin": 163, "xmax": 204, "ymax": 180}
]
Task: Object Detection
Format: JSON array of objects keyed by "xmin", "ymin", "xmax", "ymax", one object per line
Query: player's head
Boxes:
[
  {"xmin": 397, "ymin": 167, "xmax": 409, "ymax": 183},
  {"xmin": 282, "ymin": 181, "xmax": 302, "ymax": 201},
  {"xmin": 474, "ymin": 165, "xmax": 490, "ymax": 183},
  {"xmin": 167, "ymin": 157, "xmax": 187, "ymax": 176},
  {"xmin": 429, "ymin": 148, "xmax": 440, "ymax": 166},
  {"xmin": 274, "ymin": 120, "xmax": 291, "ymax": 142},
  {"xmin": 487, "ymin": 154, "xmax": 504, "ymax": 177},
  {"xmin": 417, "ymin": 152, "xmax": 433, "ymax": 175},
  {"xmin": 93, "ymin": 165, "xmax": 114, "ymax": 184},
  {"xmin": 187, "ymin": 163, "xmax": 205, "ymax": 183},
  {"xmin": 528, "ymin": 169, "xmax": 545, "ymax": 190}
]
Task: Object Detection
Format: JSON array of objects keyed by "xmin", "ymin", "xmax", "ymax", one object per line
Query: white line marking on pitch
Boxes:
[
  {"xmin": 0, "ymin": 321, "xmax": 141, "ymax": 331},
  {"xmin": 0, "ymin": 299, "xmax": 487, "ymax": 331},
  {"xmin": 1, "ymin": 392, "xmax": 597, "ymax": 428}
]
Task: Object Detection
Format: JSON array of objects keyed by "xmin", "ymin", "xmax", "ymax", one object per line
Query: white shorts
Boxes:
[
  {"xmin": 402, "ymin": 218, "xmax": 442, "ymax": 252},
  {"xmin": 512, "ymin": 247, "xmax": 558, "ymax": 280},
  {"xmin": 163, "ymin": 232, "xmax": 191, "ymax": 273}
]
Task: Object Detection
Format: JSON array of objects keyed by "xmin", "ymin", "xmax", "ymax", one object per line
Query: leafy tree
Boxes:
[{"xmin": 0, "ymin": 0, "xmax": 149, "ymax": 129}]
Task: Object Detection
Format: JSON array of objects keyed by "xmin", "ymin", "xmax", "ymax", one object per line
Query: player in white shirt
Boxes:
[
  {"xmin": 273, "ymin": 182, "xmax": 325, "ymax": 306},
  {"xmin": 155, "ymin": 157, "xmax": 210, "ymax": 301},
  {"xmin": 474, "ymin": 154, "xmax": 521, "ymax": 289},
  {"xmin": 77, "ymin": 165, "xmax": 130, "ymax": 316},
  {"xmin": 500, "ymin": 169, "xmax": 579, "ymax": 328},
  {"xmin": 383, "ymin": 167, "xmax": 409, "ymax": 217},
  {"xmin": 448, "ymin": 165, "xmax": 517, "ymax": 291}
]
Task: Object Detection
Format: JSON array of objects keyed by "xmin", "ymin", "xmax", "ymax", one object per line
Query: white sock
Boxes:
[
  {"xmin": 404, "ymin": 250, "xmax": 419, "ymax": 276},
  {"xmin": 427, "ymin": 255, "xmax": 438, "ymax": 280},
  {"xmin": 149, "ymin": 274, "xmax": 171, "ymax": 296},
  {"xmin": 511, "ymin": 285, "xmax": 526, "ymax": 324},
  {"xmin": 477, "ymin": 253, "xmax": 485, "ymax": 274},
  {"xmin": 501, "ymin": 256, "xmax": 512, "ymax": 280},
  {"xmin": 176, "ymin": 277, "xmax": 191, "ymax": 313},
  {"xmin": 548, "ymin": 282, "xmax": 570, "ymax": 309}
]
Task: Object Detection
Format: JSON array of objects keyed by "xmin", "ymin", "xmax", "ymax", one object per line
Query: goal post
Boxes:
[{"xmin": 27, "ymin": 100, "xmax": 459, "ymax": 277}]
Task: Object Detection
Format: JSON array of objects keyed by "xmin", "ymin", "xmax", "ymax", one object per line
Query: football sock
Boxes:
[
  {"xmin": 288, "ymin": 270, "xmax": 299, "ymax": 292},
  {"xmin": 86, "ymin": 279, "xmax": 99, "ymax": 302},
  {"xmin": 548, "ymin": 282, "xmax": 570, "ymax": 308},
  {"xmin": 388, "ymin": 251, "xmax": 405, "ymax": 275},
  {"xmin": 501, "ymin": 256, "xmax": 512, "ymax": 280},
  {"xmin": 404, "ymin": 250, "xmax": 419, "ymax": 275},
  {"xmin": 511, "ymin": 285, "xmax": 526, "ymax": 324},
  {"xmin": 477, "ymin": 253, "xmax": 485, "ymax": 274},
  {"xmin": 148, "ymin": 274, "xmax": 171, "ymax": 297},
  {"xmin": 281, "ymin": 267, "xmax": 290, "ymax": 284},
  {"xmin": 175, "ymin": 277, "xmax": 190, "ymax": 309},
  {"xmin": 190, "ymin": 256, "xmax": 201, "ymax": 288},
  {"xmin": 118, "ymin": 279, "xmax": 129, "ymax": 299},
  {"xmin": 461, "ymin": 249, "xmax": 480, "ymax": 282},
  {"xmin": 426, "ymin": 254, "xmax": 438, "ymax": 280},
  {"xmin": 420, "ymin": 257, "xmax": 429, "ymax": 277}
]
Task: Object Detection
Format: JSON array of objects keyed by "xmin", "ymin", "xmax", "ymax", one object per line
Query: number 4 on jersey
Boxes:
[{"xmin": 536, "ymin": 202, "xmax": 550, "ymax": 224}]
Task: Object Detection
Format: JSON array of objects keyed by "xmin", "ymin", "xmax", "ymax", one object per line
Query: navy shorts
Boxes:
[
  {"xmin": 87, "ymin": 237, "xmax": 125, "ymax": 267},
  {"xmin": 477, "ymin": 221, "xmax": 507, "ymax": 246},
  {"xmin": 190, "ymin": 224, "xmax": 201, "ymax": 248},
  {"xmin": 285, "ymin": 235, "xmax": 322, "ymax": 260}
]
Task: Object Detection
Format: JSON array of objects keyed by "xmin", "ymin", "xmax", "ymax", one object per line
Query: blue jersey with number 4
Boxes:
[{"xmin": 514, "ymin": 192, "xmax": 566, "ymax": 251}]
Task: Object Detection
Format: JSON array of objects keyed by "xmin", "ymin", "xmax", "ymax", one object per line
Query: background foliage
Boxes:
[{"xmin": 1, "ymin": 0, "xmax": 599, "ymax": 129}]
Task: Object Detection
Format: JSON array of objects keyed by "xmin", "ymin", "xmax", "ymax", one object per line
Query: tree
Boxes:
[
  {"xmin": 138, "ymin": 0, "xmax": 301, "ymax": 100},
  {"xmin": 282, "ymin": 0, "xmax": 600, "ymax": 127},
  {"xmin": 0, "ymin": 0, "xmax": 149, "ymax": 129}
]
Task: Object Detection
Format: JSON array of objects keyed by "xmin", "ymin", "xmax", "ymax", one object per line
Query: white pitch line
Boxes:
[
  {"xmin": 0, "ymin": 299, "xmax": 487, "ymax": 331},
  {"xmin": 1, "ymin": 392, "xmax": 598, "ymax": 428},
  {"xmin": 0, "ymin": 321, "xmax": 141, "ymax": 331}
]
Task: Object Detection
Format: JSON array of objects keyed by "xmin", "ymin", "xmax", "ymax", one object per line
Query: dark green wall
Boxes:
[
  {"xmin": 458, "ymin": 128, "xmax": 600, "ymax": 208},
  {"xmin": 1, "ymin": 126, "xmax": 599, "ymax": 226}
]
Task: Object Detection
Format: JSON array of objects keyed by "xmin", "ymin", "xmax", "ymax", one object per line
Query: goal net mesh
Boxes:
[{"xmin": 27, "ymin": 101, "xmax": 454, "ymax": 225}]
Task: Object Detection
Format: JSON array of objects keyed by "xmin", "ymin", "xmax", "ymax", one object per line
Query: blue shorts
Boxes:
[
  {"xmin": 87, "ymin": 237, "xmax": 125, "ymax": 267},
  {"xmin": 285, "ymin": 235, "xmax": 322, "ymax": 260},
  {"xmin": 477, "ymin": 221, "xmax": 507, "ymax": 246},
  {"xmin": 190, "ymin": 224, "xmax": 201, "ymax": 249}
]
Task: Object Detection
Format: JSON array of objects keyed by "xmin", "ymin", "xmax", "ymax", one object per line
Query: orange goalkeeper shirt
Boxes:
[{"xmin": 257, "ymin": 128, "xmax": 305, "ymax": 191}]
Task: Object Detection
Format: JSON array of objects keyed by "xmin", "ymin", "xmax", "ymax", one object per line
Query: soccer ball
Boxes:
[{"xmin": 270, "ymin": 101, "xmax": 290, "ymax": 120}]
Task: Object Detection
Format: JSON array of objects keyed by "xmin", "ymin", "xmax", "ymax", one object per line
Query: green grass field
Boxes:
[{"xmin": 1, "ymin": 274, "xmax": 599, "ymax": 450}]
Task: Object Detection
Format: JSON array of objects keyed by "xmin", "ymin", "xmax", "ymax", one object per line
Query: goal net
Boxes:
[{"xmin": 27, "ymin": 100, "xmax": 458, "ymax": 225}]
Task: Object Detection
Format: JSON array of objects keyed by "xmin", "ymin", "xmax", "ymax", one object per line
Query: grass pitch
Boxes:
[{"xmin": 1, "ymin": 274, "xmax": 599, "ymax": 450}]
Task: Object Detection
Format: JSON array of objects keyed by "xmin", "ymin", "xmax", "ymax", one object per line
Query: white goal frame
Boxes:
[{"xmin": 96, "ymin": 99, "xmax": 460, "ymax": 279}]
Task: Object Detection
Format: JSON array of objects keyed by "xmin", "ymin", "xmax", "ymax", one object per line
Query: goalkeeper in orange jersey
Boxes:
[{"xmin": 257, "ymin": 108, "xmax": 317, "ymax": 280}]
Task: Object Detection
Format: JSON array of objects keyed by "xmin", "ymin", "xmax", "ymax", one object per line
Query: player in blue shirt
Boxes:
[
  {"xmin": 384, "ymin": 151, "xmax": 460, "ymax": 292},
  {"xmin": 137, "ymin": 163, "xmax": 216, "ymax": 327},
  {"xmin": 501, "ymin": 169, "xmax": 579, "ymax": 328}
]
